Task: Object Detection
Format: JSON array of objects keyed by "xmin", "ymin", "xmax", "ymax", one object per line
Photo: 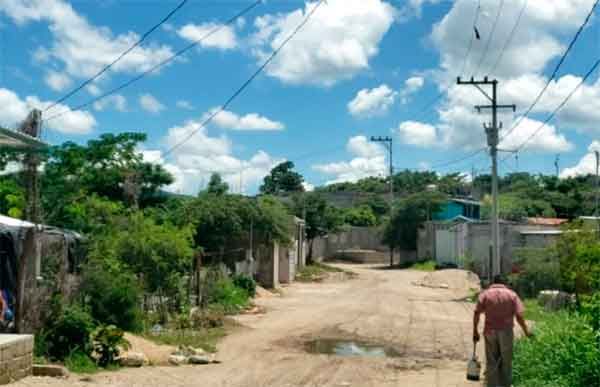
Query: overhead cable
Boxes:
[
  {"xmin": 43, "ymin": 0, "xmax": 262, "ymax": 124},
  {"xmin": 44, "ymin": 0, "xmax": 189, "ymax": 113}
]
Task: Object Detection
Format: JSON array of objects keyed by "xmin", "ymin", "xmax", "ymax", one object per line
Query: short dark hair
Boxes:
[{"xmin": 493, "ymin": 275, "xmax": 506, "ymax": 285}]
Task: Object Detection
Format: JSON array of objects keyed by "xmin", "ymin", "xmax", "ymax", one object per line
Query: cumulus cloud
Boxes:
[
  {"xmin": 348, "ymin": 84, "xmax": 397, "ymax": 118},
  {"xmin": 313, "ymin": 135, "xmax": 387, "ymax": 184},
  {"xmin": 177, "ymin": 22, "xmax": 238, "ymax": 50},
  {"xmin": 0, "ymin": 87, "xmax": 95, "ymax": 134},
  {"xmin": 396, "ymin": 120, "xmax": 437, "ymax": 147},
  {"xmin": 44, "ymin": 70, "xmax": 72, "ymax": 91},
  {"xmin": 93, "ymin": 94, "xmax": 127, "ymax": 112},
  {"xmin": 139, "ymin": 93, "xmax": 165, "ymax": 114},
  {"xmin": 0, "ymin": 0, "xmax": 174, "ymax": 81},
  {"xmin": 206, "ymin": 108, "xmax": 285, "ymax": 131},
  {"xmin": 176, "ymin": 100, "xmax": 194, "ymax": 110},
  {"xmin": 156, "ymin": 120, "xmax": 283, "ymax": 193},
  {"xmin": 399, "ymin": 76, "xmax": 424, "ymax": 104},
  {"xmin": 251, "ymin": 0, "xmax": 397, "ymax": 86},
  {"xmin": 560, "ymin": 141, "xmax": 600, "ymax": 178},
  {"xmin": 498, "ymin": 117, "xmax": 573, "ymax": 153}
]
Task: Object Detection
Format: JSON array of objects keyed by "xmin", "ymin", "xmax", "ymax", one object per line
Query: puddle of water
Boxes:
[{"xmin": 305, "ymin": 339, "xmax": 401, "ymax": 358}]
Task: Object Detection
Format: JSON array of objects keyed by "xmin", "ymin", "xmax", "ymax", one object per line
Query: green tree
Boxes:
[
  {"xmin": 383, "ymin": 192, "xmax": 446, "ymax": 251},
  {"xmin": 292, "ymin": 193, "xmax": 344, "ymax": 260},
  {"xmin": 204, "ymin": 173, "xmax": 229, "ymax": 196},
  {"xmin": 42, "ymin": 133, "xmax": 173, "ymax": 227},
  {"xmin": 556, "ymin": 222, "xmax": 600, "ymax": 296},
  {"xmin": 0, "ymin": 177, "xmax": 25, "ymax": 218},
  {"xmin": 260, "ymin": 161, "xmax": 304, "ymax": 194},
  {"xmin": 344, "ymin": 205, "xmax": 377, "ymax": 227}
]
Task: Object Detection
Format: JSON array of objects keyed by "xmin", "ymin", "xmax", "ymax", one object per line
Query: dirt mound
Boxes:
[
  {"xmin": 255, "ymin": 285, "xmax": 278, "ymax": 298},
  {"xmin": 124, "ymin": 333, "xmax": 176, "ymax": 366},
  {"xmin": 414, "ymin": 269, "xmax": 481, "ymax": 294}
]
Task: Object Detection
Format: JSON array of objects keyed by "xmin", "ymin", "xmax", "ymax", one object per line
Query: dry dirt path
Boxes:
[{"xmin": 17, "ymin": 265, "xmax": 485, "ymax": 387}]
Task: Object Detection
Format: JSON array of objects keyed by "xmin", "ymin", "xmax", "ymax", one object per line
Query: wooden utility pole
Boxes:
[
  {"xmin": 370, "ymin": 136, "xmax": 394, "ymax": 266},
  {"xmin": 457, "ymin": 77, "xmax": 515, "ymax": 278},
  {"xmin": 16, "ymin": 109, "xmax": 42, "ymax": 333},
  {"xmin": 555, "ymin": 154, "xmax": 560, "ymax": 178}
]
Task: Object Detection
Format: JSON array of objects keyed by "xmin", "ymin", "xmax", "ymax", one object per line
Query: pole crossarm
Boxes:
[{"xmin": 475, "ymin": 104, "xmax": 516, "ymax": 112}]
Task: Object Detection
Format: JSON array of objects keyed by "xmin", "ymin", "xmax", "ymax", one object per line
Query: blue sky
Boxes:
[{"xmin": 0, "ymin": 0, "xmax": 599, "ymax": 194}]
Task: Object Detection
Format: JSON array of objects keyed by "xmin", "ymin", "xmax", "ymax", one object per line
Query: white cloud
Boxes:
[
  {"xmin": 313, "ymin": 135, "xmax": 387, "ymax": 184},
  {"xmin": 251, "ymin": 0, "xmax": 397, "ymax": 86},
  {"xmin": 498, "ymin": 117, "xmax": 573, "ymax": 153},
  {"xmin": 399, "ymin": 76, "xmax": 424, "ymax": 104},
  {"xmin": 93, "ymin": 94, "xmax": 127, "ymax": 112},
  {"xmin": 0, "ymin": 0, "xmax": 174, "ymax": 80},
  {"xmin": 207, "ymin": 108, "xmax": 285, "ymax": 131},
  {"xmin": 177, "ymin": 22, "xmax": 238, "ymax": 50},
  {"xmin": 396, "ymin": 120, "xmax": 438, "ymax": 147},
  {"xmin": 158, "ymin": 120, "xmax": 283, "ymax": 193},
  {"xmin": 560, "ymin": 141, "xmax": 600, "ymax": 178},
  {"xmin": 44, "ymin": 70, "xmax": 72, "ymax": 91},
  {"xmin": 176, "ymin": 100, "xmax": 194, "ymax": 110},
  {"xmin": 348, "ymin": 84, "xmax": 397, "ymax": 118},
  {"xmin": 0, "ymin": 87, "xmax": 95, "ymax": 135},
  {"xmin": 86, "ymin": 84, "xmax": 101, "ymax": 96},
  {"xmin": 302, "ymin": 181, "xmax": 315, "ymax": 192},
  {"xmin": 139, "ymin": 93, "xmax": 165, "ymax": 114}
]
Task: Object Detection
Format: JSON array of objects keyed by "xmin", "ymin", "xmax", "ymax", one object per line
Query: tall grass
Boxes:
[{"xmin": 513, "ymin": 312, "xmax": 599, "ymax": 387}]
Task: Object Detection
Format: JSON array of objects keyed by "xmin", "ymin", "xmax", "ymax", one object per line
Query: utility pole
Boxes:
[
  {"xmin": 457, "ymin": 77, "xmax": 515, "ymax": 278},
  {"xmin": 370, "ymin": 136, "xmax": 394, "ymax": 267},
  {"xmin": 16, "ymin": 109, "xmax": 42, "ymax": 333},
  {"xmin": 554, "ymin": 154, "xmax": 560, "ymax": 178}
]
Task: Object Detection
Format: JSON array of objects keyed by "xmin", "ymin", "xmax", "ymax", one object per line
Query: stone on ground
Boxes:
[
  {"xmin": 119, "ymin": 352, "xmax": 148, "ymax": 367},
  {"xmin": 168, "ymin": 355, "xmax": 188, "ymax": 366}
]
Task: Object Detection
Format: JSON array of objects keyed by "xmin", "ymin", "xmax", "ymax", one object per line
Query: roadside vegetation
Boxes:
[
  {"xmin": 296, "ymin": 262, "xmax": 350, "ymax": 282},
  {"xmin": 508, "ymin": 223, "xmax": 600, "ymax": 387}
]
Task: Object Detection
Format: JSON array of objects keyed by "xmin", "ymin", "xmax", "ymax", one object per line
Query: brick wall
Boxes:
[{"xmin": 0, "ymin": 335, "xmax": 34, "ymax": 384}]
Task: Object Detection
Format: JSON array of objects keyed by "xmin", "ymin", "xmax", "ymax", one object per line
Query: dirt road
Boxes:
[{"xmin": 18, "ymin": 265, "xmax": 485, "ymax": 387}]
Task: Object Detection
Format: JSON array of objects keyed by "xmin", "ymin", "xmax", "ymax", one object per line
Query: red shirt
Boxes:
[{"xmin": 475, "ymin": 284, "xmax": 524, "ymax": 334}]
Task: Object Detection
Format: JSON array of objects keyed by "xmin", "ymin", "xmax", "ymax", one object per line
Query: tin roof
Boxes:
[
  {"xmin": 527, "ymin": 217, "xmax": 569, "ymax": 226},
  {"xmin": 0, "ymin": 127, "xmax": 47, "ymax": 149}
]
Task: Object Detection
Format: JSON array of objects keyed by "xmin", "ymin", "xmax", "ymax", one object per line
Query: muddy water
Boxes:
[{"xmin": 305, "ymin": 338, "xmax": 402, "ymax": 358}]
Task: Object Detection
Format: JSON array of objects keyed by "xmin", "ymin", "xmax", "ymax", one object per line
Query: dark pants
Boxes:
[{"xmin": 485, "ymin": 328, "xmax": 514, "ymax": 387}]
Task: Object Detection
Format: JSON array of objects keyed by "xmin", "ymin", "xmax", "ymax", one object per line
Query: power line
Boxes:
[
  {"xmin": 500, "ymin": 0, "xmax": 599, "ymax": 141},
  {"xmin": 473, "ymin": 0, "xmax": 505, "ymax": 77},
  {"xmin": 504, "ymin": 58, "xmax": 600, "ymax": 157},
  {"xmin": 489, "ymin": 0, "xmax": 528, "ymax": 75},
  {"xmin": 43, "ymin": 0, "xmax": 262, "ymax": 124},
  {"xmin": 163, "ymin": 0, "xmax": 326, "ymax": 158},
  {"xmin": 461, "ymin": 0, "xmax": 482, "ymax": 76},
  {"xmin": 44, "ymin": 0, "xmax": 188, "ymax": 113}
]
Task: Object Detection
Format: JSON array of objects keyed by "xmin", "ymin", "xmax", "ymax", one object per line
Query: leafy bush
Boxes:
[
  {"xmin": 579, "ymin": 292, "xmax": 600, "ymax": 331},
  {"xmin": 509, "ymin": 248, "xmax": 561, "ymax": 298},
  {"xmin": 190, "ymin": 305, "xmax": 225, "ymax": 329},
  {"xmin": 207, "ymin": 278, "xmax": 249, "ymax": 313},
  {"xmin": 81, "ymin": 261, "xmax": 143, "ymax": 332},
  {"xmin": 232, "ymin": 275, "xmax": 256, "ymax": 298},
  {"xmin": 45, "ymin": 304, "xmax": 95, "ymax": 361},
  {"xmin": 91, "ymin": 325, "xmax": 130, "ymax": 367},
  {"xmin": 513, "ymin": 312, "xmax": 600, "ymax": 387},
  {"xmin": 64, "ymin": 350, "xmax": 98, "ymax": 374},
  {"xmin": 411, "ymin": 260, "xmax": 436, "ymax": 272}
]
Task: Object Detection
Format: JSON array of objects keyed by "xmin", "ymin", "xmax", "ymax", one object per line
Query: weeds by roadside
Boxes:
[
  {"xmin": 296, "ymin": 262, "xmax": 355, "ymax": 282},
  {"xmin": 410, "ymin": 261, "xmax": 436, "ymax": 272}
]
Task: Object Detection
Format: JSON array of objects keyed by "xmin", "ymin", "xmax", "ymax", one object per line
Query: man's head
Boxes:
[{"xmin": 492, "ymin": 275, "xmax": 507, "ymax": 285}]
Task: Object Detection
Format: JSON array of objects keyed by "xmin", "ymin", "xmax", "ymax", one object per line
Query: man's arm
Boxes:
[
  {"xmin": 473, "ymin": 310, "xmax": 481, "ymax": 342},
  {"xmin": 514, "ymin": 294, "xmax": 531, "ymax": 337},
  {"xmin": 473, "ymin": 293, "xmax": 485, "ymax": 342}
]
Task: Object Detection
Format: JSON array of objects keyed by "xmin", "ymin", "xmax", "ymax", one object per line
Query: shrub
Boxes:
[
  {"xmin": 207, "ymin": 278, "xmax": 249, "ymax": 313},
  {"xmin": 64, "ymin": 350, "xmax": 98, "ymax": 374},
  {"xmin": 232, "ymin": 275, "xmax": 257, "ymax": 298},
  {"xmin": 513, "ymin": 312, "xmax": 600, "ymax": 387},
  {"xmin": 579, "ymin": 292, "xmax": 600, "ymax": 332},
  {"xmin": 45, "ymin": 304, "xmax": 95, "ymax": 361},
  {"xmin": 81, "ymin": 262, "xmax": 143, "ymax": 332},
  {"xmin": 91, "ymin": 325, "xmax": 130, "ymax": 367},
  {"xmin": 509, "ymin": 248, "xmax": 561, "ymax": 298},
  {"xmin": 190, "ymin": 305, "xmax": 225, "ymax": 329}
]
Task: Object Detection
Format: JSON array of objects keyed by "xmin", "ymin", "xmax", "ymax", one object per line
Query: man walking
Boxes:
[{"xmin": 473, "ymin": 276, "xmax": 531, "ymax": 387}]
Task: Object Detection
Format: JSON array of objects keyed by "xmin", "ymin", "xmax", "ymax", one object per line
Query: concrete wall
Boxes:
[
  {"xmin": 419, "ymin": 220, "xmax": 563, "ymax": 278},
  {"xmin": 0, "ymin": 335, "xmax": 33, "ymax": 384},
  {"xmin": 254, "ymin": 243, "xmax": 279, "ymax": 288}
]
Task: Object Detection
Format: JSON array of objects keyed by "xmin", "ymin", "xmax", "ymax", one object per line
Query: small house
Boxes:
[{"xmin": 433, "ymin": 198, "xmax": 481, "ymax": 221}]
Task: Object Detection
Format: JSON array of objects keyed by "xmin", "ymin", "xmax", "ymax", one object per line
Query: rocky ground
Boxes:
[{"xmin": 16, "ymin": 264, "xmax": 486, "ymax": 387}]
